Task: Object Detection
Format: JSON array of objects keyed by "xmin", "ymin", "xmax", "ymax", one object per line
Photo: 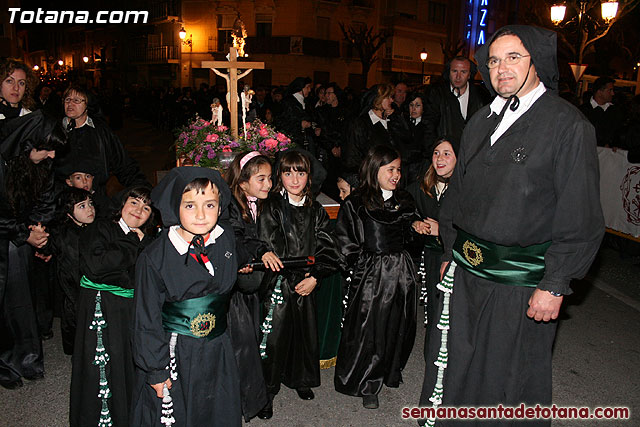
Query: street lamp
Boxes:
[
  {"xmin": 551, "ymin": 0, "xmax": 620, "ymax": 93},
  {"xmin": 179, "ymin": 26, "xmax": 193, "ymax": 88},
  {"xmin": 420, "ymin": 49, "xmax": 428, "ymax": 84},
  {"xmin": 83, "ymin": 56, "xmax": 89, "ymax": 63},
  {"xmin": 33, "ymin": 65, "xmax": 39, "ymax": 71},
  {"xmin": 58, "ymin": 60, "xmax": 63, "ymax": 66}
]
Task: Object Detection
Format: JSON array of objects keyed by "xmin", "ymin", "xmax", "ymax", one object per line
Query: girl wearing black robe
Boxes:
[
  {"xmin": 69, "ymin": 186, "xmax": 155, "ymax": 427},
  {"xmin": 258, "ymin": 151, "xmax": 339, "ymax": 414},
  {"xmin": 130, "ymin": 168, "xmax": 243, "ymax": 427},
  {"xmin": 43, "ymin": 188, "xmax": 96, "ymax": 355},
  {"xmin": 225, "ymin": 151, "xmax": 281, "ymax": 421},
  {"xmin": 334, "ymin": 145, "xmax": 425, "ymax": 409}
]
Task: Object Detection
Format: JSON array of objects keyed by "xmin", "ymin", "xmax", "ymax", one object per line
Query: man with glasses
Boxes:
[
  {"xmin": 419, "ymin": 26, "xmax": 604, "ymax": 426},
  {"xmin": 55, "ymin": 85, "xmax": 148, "ymax": 199}
]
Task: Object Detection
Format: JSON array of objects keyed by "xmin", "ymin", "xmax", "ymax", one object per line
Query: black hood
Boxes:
[
  {"xmin": 151, "ymin": 167, "xmax": 231, "ymax": 227},
  {"xmin": 475, "ymin": 25, "xmax": 558, "ymax": 97}
]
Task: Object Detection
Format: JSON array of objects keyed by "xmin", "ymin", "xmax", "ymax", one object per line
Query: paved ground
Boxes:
[{"xmin": 1, "ymin": 119, "xmax": 638, "ymax": 426}]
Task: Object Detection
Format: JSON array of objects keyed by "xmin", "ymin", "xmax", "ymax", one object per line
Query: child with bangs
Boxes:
[
  {"xmin": 225, "ymin": 151, "xmax": 282, "ymax": 420},
  {"xmin": 257, "ymin": 150, "xmax": 339, "ymax": 417},
  {"xmin": 42, "ymin": 187, "xmax": 96, "ymax": 355}
]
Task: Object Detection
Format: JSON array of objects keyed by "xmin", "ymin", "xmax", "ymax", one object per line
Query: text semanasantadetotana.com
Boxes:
[
  {"xmin": 402, "ymin": 404, "xmax": 630, "ymax": 420},
  {"xmin": 8, "ymin": 8, "xmax": 148, "ymax": 24}
]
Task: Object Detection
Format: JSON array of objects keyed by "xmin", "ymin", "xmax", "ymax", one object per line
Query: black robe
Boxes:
[
  {"xmin": 334, "ymin": 190, "xmax": 418, "ymax": 397},
  {"xmin": 130, "ymin": 224, "xmax": 242, "ymax": 427},
  {"xmin": 407, "ymin": 182, "xmax": 447, "ymax": 328},
  {"xmin": 70, "ymin": 220, "xmax": 152, "ymax": 427},
  {"xmin": 227, "ymin": 199, "xmax": 268, "ymax": 421},
  {"xmin": 45, "ymin": 222, "xmax": 85, "ymax": 355},
  {"xmin": 257, "ymin": 193, "xmax": 338, "ymax": 395},
  {"xmin": 429, "ymin": 92, "xmax": 604, "ymax": 422}
]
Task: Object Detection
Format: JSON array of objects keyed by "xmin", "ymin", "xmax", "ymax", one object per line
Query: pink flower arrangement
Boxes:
[
  {"xmin": 239, "ymin": 119, "xmax": 294, "ymax": 156},
  {"xmin": 175, "ymin": 116, "xmax": 239, "ymax": 168}
]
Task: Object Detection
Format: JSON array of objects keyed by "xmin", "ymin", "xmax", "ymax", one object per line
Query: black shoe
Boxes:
[
  {"xmin": 24, "ymin": 372, "xmax": 45, "ymax": 381},
  {"xmin": 296, "ymin": 388, "xmax": 314, "ymax": 400},
  {"xmin": 362, "ymin": 395, "xmax": 379, "ymax": 409},
  {"xmin": 256, "ymin": 405, "xmax": 273, "ymax": 420},
  {"xmin": 0, "ymin": 378, "xmax": 23, "ymax": 390}
]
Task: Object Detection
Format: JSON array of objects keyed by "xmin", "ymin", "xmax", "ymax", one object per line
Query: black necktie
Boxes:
[
  {"xmin": 410, "ymin": 117, "xmax": 416, "ymax": 125},
  {"xmin": 186, "ymin": 234, "xmax": 208, "ymax": 269},
  {"xmin": 66, "ymin": 119, "xmax": 76, "ymax": 132}
]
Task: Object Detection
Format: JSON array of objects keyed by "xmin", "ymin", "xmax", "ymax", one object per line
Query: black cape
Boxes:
[
  {"xmin": 334, "ymin": 190, "xmax": 419, "ymax": 397},
  {"xmin": 226, "ymin": 198, "xmax": 268, "ymax": 420},
  {"xmin": 257, "ymin": 192, "xmax": 339, "ymax": 394}
]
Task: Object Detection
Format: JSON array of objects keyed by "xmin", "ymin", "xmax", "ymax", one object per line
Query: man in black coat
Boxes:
[
  {"xmin": 578, "ymin": 76, "xmax": 626, "ymax": 148},
  {"xmin": 423, "ymin": 56, "xmax": 488, "ymax": 147}
]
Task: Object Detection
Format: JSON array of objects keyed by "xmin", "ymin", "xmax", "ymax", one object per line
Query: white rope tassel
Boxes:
[
  {"xmin": 161, "ymin": 333, "xmax": 178, "ymax": 427},
  {"xmin": 426, "ymin": 260, "xmax": 456, "ymax": 427},
  {"xmin": 340, "ymin": 270, "xmax": 353, "ymax": 329},
  {"xmin": 418, "ymin": 249, "xmax": 428, "ymax": 325}
]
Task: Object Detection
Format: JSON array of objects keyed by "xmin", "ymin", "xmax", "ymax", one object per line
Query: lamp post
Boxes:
[
  {"xmin": 420, "ymin": 49, "xmax": 428, "ymax": 85},
  {"xmin": 179, "ymin": 26, "xmax": 193, "ymax": 88},
  {"xmin": 550, "ymin": 1, "xmax": 619, "ymax": 65}
]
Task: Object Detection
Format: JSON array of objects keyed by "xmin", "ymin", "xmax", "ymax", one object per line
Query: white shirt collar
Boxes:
[
  {"xmin": 488, "ymin": 81, "xmax": 546, "ymax": 145},
  {"xmin": 168, "ymin": 224, "xmax": 224, "ymax": 255},
  {"xmin": 381, "ymin": 189, "xmax": 393, "ymax": 201},
  {"xmin": 63, "ymin": 116, "xmax": 95, "ymax": 129},
  {"xmin": 590, "ymin": 97, "xmax": 612, "ymax": 112},
  {"xmin": 293, "ymin": 92, "xmax": 306, "ymax": 109},
  {"xmin": 280, "ymin": 188, "xmax": 307, "ymax": 206},
  {"xmin": 368, "ymin": 109, "xmax": 388, "ymax": 129},
  {"xmin": 411, "ymin": 116, "xmax": 422, "ymax": 125},
  {"xmin": 118, "ymin": 218, "xmax": 131, "ymax": 234},
  {"xmin": 452, "ymin": 83, "xmax": 470, "ymax": 120}
]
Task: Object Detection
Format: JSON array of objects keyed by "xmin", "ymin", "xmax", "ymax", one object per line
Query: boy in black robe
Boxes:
[{"xmin": 131, "ymin": 167, "xmax": 242, "ymax": 426}]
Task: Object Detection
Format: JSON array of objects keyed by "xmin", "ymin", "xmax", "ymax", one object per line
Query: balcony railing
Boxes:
[
  {"xmin": 130, "ymin": 45, "xmax": 179, "ymax": 63},
  {"xmin": 244, "ymin": 37, "xmax": 339, "ymax": 57},
  {"xmin": 150, "ymin": 0, "xmax": 181, "ymax": 21}
]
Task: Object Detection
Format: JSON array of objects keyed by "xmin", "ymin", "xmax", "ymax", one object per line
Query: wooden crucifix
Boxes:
[{"xmin": 202, "ymin": 47, "xmax": 264, "ymax": 139}]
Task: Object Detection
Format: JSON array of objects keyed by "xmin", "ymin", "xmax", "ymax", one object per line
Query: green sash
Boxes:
[
  {"xmin": 162, "ymin": 293, "xmax": 230, "ymax": 340},
  {"xmin": 80, "ymin": 275, "xmax": 134, "ymax": 298},
  {"xmin": 452, "ymin": 228, "xmax": 551, "ymax": 287}
]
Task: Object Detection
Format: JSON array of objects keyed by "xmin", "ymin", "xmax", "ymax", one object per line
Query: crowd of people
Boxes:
[{"xmin": 0, "ymin": 23, "xmax": 609, "ymax": 427}]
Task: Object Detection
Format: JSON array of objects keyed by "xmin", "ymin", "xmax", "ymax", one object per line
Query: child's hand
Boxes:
[
  {"xmin": 150, "ymin": 378, "xmax": 172, "ymax": 398},
  {"xmin": 35, "ymin": 252, "xmax": 52, "ymax": 262},
  {"xmin": 130, "ymin": 227, "xmax": 145, "ymax": 241},
  {"xmin": 295, "ymin": 274, "xmax": 317, "ymax": 296},
  {"xmin": 27, "ymin": 223, "xmax": 49, "ymax": 248},
  {"xmin": 262, "ymin": 252, "xmax": 283, "ymax": 272},
  {"xmin": 238, "ymin": 265, "xmax": 253, "ymax": 274}
]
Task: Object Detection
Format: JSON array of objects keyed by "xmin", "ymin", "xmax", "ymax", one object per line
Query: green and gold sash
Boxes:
[
  {"xmin": 452, "ymin": 228, "xmax": 551, "ymax": 287},
  {"xmin": 162, "ymin": 293, "xmax": 230, "ymax": 340}
]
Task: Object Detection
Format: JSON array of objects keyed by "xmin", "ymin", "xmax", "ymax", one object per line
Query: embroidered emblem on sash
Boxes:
[
  {"xmin": 511, "ymin": 147, "xmax": 528, "ymax": 163},
  {"xmin": 462, "ymin": 240, "xmax": 483, "ymax": 267},
  {"xmin": 190, "ymin": 313, "xmax": 216, "ymax": 337}
]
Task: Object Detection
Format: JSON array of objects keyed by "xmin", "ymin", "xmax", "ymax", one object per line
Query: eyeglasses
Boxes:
[
  {"xmin": 64, "ymin": 97, "xmax": 86, "ymax": 104},
  {"xmin": 486, "ymin": 54, "xmax": 531, "ymax": 69}
]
